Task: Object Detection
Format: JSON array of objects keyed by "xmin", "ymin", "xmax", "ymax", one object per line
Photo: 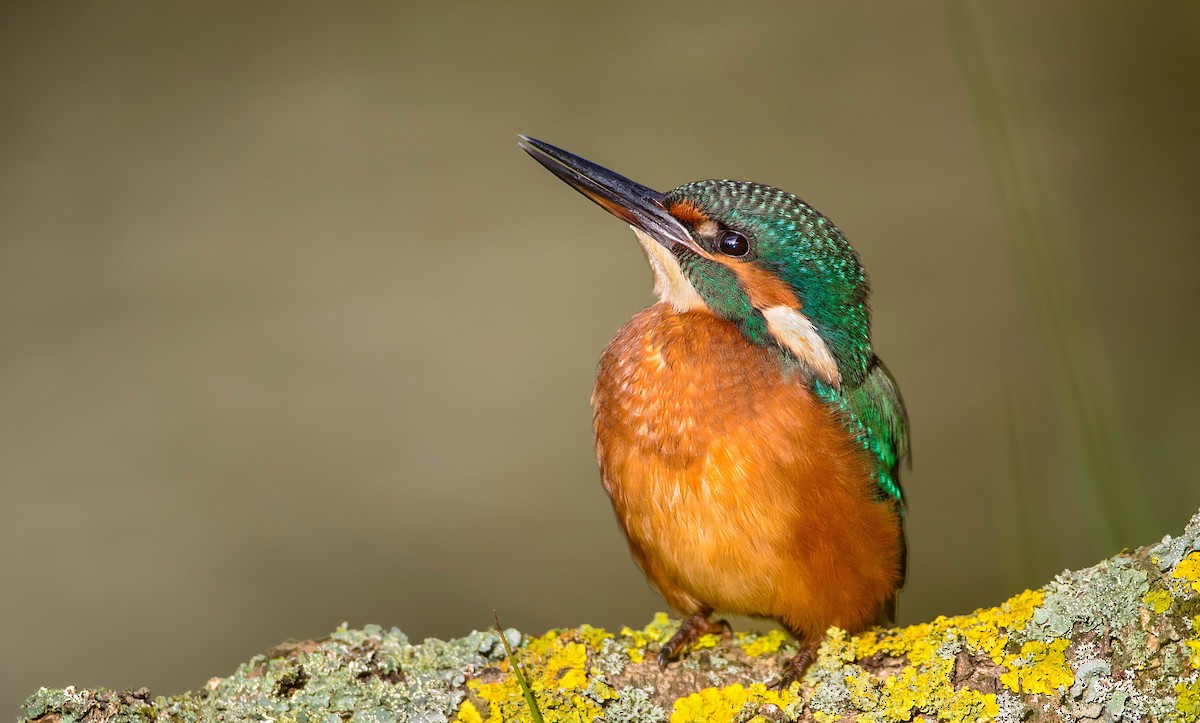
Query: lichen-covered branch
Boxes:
[{"xmin": 20, "ymin": 510, "xmax": 1200, "ymax": 723}]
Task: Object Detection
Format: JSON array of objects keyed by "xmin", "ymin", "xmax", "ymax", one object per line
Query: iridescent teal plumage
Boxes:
[{"xmin": 815, "ymin": 362, "xmax": 910, "ymax": 506}]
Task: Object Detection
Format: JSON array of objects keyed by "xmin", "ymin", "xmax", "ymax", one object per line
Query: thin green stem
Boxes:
[{"xmin": 493, "ymin": 611, "xmax": 545, "ymax": 723}]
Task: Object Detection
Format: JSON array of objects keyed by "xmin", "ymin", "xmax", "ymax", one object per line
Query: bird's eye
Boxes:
[{"xmin": 718, "ymin": 230, "xmax": 750, "ymax": 257}]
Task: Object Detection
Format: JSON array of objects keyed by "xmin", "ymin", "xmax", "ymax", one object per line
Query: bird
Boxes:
[{"xmin": 518, "ymin": 135, "xmax": 909, "ymax": 686}]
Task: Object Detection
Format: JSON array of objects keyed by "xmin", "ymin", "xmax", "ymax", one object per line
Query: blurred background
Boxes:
[{"xmin": 3, "ymin": 0, "xmax": 1199, "ymax": 714}]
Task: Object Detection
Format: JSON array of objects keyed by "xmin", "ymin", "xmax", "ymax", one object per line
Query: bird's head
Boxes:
[{"xmin": 520, "ymin": 136, "xmax": 873, "ymax": 389}]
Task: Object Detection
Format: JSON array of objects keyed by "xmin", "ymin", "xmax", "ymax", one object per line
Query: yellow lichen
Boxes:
[
  {"xmin": 850, "ymin": 589, "xmax": 1044, "ymax": 669},
  {"xmin": 825, "ymin": 632, "xmax": 998, "ymax": 723},
  {"xmin": 576, "ymin": 624, "xmax": 613, "ymax": 651},
  {"xmin": 467, "ymin": 676, "xmax": 526, "ymax": 723},
  {"xmin": 802, "ymin": 591, "xmax": 1044, "ymax": 722},
  {"xmin": 1177, "ymin": 677, "xmax": 1199, "ymax": 722},
  {"xmin": 545, "ymin": 642, "xmax": 589, "ymax": 689},
  {"xmin": 1144, "ymin": 589, "xmax": 1173, "ymax": 614},
  {"xmin": 905, "ymin": 634, "xmax": 941, "ymax": 668},
  {"xmin": 988, "ymin": 588, "xmax": 1046, "ymax": 628},
  {"xmin": 820, "ymin": 627, "xmax": 857, "ymax": 665},
  {"xmin": 878, "ymin": 658, "xmax": 956, "ymax": 721},
  {"xmin": 844, "ymin": 671, "xmax": 881, "ymax": 711},
  {"xmin": 871, "ymin": 658, "xmax": 999, "ymax": 723},
  {"xmin": 941, "ymin": 688, "xmax": 1000, "ymax": 723},
  {"xmin": 1185, "ymin": 617, "xmax": 1200, "ymax": 669},
  {"xmin": 620, "ymin": 611, "xmax": 675, "ymax": 663},
  {"xmin": 453, "ymin": 699, "xmax": 484, "ymax": 723},
  {"xmin": 740, "ymin": 629, "xmax": 790, "ymax": 657},
  {"xmin": 1174, "ymin": 552, "xmax": 1200, "ymax": 595},
  {"xmin": 589, "ymin": 679, "xmax": 620, "ymax": 703},
  {"xmin": 999, "ymin": 639, "xmax": 1073, "ymax": 695},
  {"xmin": 1186, "ymin": 639, "xmax": 1200, "ymax": 669},
  {"xmin": 669, "ymin": 682, "xmax": 796, "ymax": 723},
  {"xmin": 961, "ymin": 589, "xmax": 1045, "ymax": 664}
]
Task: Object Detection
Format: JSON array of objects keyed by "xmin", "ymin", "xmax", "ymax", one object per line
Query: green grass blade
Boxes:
[{"xmin": 493, "ymin": 611, "xmax": 545, "ymax": 723}]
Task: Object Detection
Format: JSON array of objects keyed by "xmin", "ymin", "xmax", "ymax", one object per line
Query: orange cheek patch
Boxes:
[
  {"xmin": 667, "ymin": 199, "xmax": 711, "ymax": 228},
  {"xmin": 729, "ymin": 263, "xmax": 800, "ymax": 310},
  {"xmin": 666, "ymin": 200, "xmax": 799, "ymax": 311}
]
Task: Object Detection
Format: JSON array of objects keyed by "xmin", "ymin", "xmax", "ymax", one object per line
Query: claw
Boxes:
[
  {"xmin": 656, "ymin": 610, "xmax": 727, "ymax": 667},
  {"xmin": 656, "ymin": 647, "xmax": 673, "ymax": 669},
  {"xmin": 767, "ymin": 644, "xmax": 816, "ymax": 690}
]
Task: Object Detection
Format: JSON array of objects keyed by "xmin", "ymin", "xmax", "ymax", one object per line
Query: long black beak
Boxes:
[{"xmin": 518, "ymin": 135, "xmax": 698, "ymax": 251}]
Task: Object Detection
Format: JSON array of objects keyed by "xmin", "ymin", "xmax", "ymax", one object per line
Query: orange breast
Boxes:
[{"xmin": 592, "ymin": 304, "xmax": 903, "ymax": 639}]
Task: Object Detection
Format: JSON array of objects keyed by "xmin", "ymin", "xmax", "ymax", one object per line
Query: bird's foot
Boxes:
[
  {"xmin": 768, "ymin": 644, "xmax": 816, "ymax": 690},
  {"xmin": 657, "ymin": 611, "xmax": 730, "ymax": 668}
]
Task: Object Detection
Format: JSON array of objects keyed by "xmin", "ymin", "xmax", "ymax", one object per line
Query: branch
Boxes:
[{"xmin": 20, "ymin": 509, "xmax": 1200, "ymax": 723}]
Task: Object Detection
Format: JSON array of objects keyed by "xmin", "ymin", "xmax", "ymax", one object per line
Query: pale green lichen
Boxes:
[
  {"xmin": 23, "ymin": 624, "xmax": 502, "ymax": 723},
  {"xmin": 1153, "ymin": 511, "xmax": 1200, "ymax": 574},
  {"xmin": 598, "ymin": 686, "xmax": 665, "ymax": 723},
  {"xmin": 1023, "ymin": 557, "xmax": 1148, "ymax": 645}
]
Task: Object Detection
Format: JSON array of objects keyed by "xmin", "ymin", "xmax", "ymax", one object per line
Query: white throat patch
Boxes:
[{"xmin": 632, "ymin": 227, "xmax": 707, "ymax": 312}]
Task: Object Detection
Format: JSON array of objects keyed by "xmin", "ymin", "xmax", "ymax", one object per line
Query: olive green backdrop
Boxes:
[{"xmin": 3, "ymin": 1, "xmax": 1199, "ymax": 715}]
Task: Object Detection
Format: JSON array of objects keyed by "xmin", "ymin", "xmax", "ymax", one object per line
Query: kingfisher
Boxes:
[{"xmin": 518, "ymin": 136, "xmax": 909, "ymax": 685}]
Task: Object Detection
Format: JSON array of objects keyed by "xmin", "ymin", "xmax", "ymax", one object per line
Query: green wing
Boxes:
[
  {"xmin": 816, "ymin": 355, "xmax": 910, "ymax": 506},
  {"xmin": 845, "ymin": 356, "xmax": 910, "ymax": 507}
]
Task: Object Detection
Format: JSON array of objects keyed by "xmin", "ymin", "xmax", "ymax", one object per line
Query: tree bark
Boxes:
[{"xmin": 20, "ymin": 509, "xmax": 1200, "ymax": 723}]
